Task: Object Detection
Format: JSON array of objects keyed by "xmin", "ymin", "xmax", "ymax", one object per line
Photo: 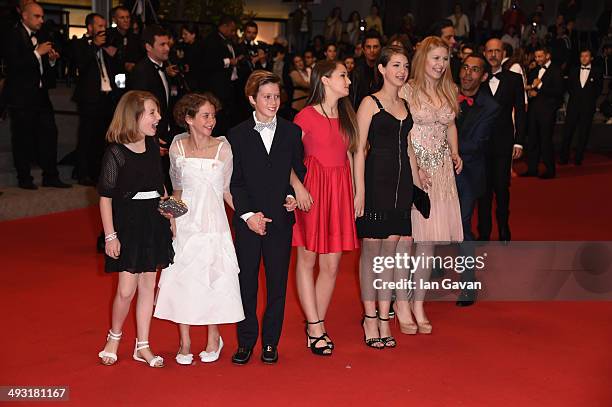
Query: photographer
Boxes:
[
  {"xmin": 72, "ymin": 13, "xmax": 119, "ymax": 185},
  {"xmin": 173, "ymin": 23, "xmax": 203, "ymax": 92},
  {"xmin": 106, "ymin": 6, "xmax": 143, "ymax": 77},
  {"xmin": 236, "ymin": 21, "xmax": 269, "ymax": 120}
]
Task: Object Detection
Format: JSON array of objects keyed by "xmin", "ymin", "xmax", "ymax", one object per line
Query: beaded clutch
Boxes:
[{"xmin": 159, "ymin": 197, "xmax": 188, "ymax": 218}]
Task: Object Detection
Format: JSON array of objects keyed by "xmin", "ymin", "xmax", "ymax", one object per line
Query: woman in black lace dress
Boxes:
[
  {"xmin": 96, "ymin": 91, "xmax": 173, "ymax": 368},
  {"xmin": 354, "ymin": 46, "xmax": 423, "ymax": 349}
]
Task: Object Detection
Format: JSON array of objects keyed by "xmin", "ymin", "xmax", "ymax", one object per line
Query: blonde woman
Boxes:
[
  {"xmin": 97, "ymin": 91, "xmax": 174, "ymax": 368},
  {"xmin": 401, "ymin": 36, "xmax": 464, "ymax": 332}
]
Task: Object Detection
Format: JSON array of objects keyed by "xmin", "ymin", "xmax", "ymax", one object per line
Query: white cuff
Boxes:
[
  {"xmin": 241, "ymin": 212, "xmax": 255, "ymax": 222},
  {"xmin": 513, "ymin": 144, "xmax": 523, "ymax": 149},
  {"xmin": 224, "ymin": 58, "xmax": 230, "ymax": 68},
  {"xmin": 286, "ymin": 194, "xmax": 295, "ymax": 200}
]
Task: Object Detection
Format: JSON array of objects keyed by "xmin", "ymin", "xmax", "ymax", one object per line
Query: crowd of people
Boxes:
[{"xmin": 2, "ymin": 0, "xmax": 612, "ymax": 365}]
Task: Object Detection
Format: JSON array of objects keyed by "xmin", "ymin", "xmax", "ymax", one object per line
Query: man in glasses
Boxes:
[{"xmin": 455, "ymin": 53, "xmax": 499, "ymax": 306}]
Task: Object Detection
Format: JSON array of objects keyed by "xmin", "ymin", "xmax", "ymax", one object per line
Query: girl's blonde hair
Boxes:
[
  {"xmin": 106, "ymin": 90, "xmax": 160, "ymax": 144},
  {"xmin": 409, "ymin": 36, "xmax": 458, "ymax": 115}
]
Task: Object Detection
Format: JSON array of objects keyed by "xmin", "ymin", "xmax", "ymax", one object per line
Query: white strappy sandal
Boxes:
[
  {"xmin": 98, "ymin": 330, "xmax": 122, "ymax": 365},
  {"xmin": 133, "ymin": 339, "xmax": 164, "ymax": 368}
]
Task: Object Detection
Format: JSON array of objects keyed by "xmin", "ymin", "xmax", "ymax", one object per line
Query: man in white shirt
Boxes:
[
  {"xmin": 560, "ymin": 49, "xmax": 604, "ymax": 165},
  {"xmin": 72, "ymin": 13, "xmax": 118, "ymax": 185},
  {"xmin": 524, "ymin": 46, "xmax": 564, "ymax": 179}
]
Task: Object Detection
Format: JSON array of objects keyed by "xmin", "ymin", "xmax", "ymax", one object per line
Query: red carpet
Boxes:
[{"xmin": 1, "ymin": 153, "xmax": 611, "ymax": 406}]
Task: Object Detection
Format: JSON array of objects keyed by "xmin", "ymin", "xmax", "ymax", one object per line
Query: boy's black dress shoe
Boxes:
[
  {"xmin": 231, "ymin": 347, "xmax": 252, "ymax": 365},
  {"xmin": 261, "ymin": 344, "xmax": 278, "ymax": 364}
]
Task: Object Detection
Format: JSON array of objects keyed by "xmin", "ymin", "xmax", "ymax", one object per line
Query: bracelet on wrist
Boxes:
[{"xmin": 105, "ymin": 232, "xmax": 117, "ymax": 242}]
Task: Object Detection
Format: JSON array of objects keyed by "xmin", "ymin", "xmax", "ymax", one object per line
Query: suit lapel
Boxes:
[
  {"xmin": 460, "ymin": 95, "xmax": 485, "ymax": 138},
  {"xmin": 269, "ymin": 119, "xmax": 283, "ymax": 157}
]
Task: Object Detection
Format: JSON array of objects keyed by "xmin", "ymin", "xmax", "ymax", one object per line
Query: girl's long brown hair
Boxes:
[
  {"xmin": 106, "ymin": 90, "xmax": 160, "ymax": 144},
  {"xmin": 409, "ymin": 36, "xmax": 458, "ymax": 115},
  {"xmin": 307, "ymin": 60, "xmax": 358, "ymax": 152}
]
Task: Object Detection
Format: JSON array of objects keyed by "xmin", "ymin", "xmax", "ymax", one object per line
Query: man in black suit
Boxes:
[
  {"xmin": 105, "ymin": 6, "xmax": 142, "ymax": 79},
  {"xmin": 4, "ymin": 1, "xmax": 70, "ymax": 189},
  {"xmin": 202, "ymin": 15, "xmax": 241, "ymax": 135},
  {"xmin": 235, "ymin": 21, "xmax": 269, "ymax": 122},
  {"xmin": 350, "ymin": 29, "xmax": 382, "ymax": 109},
  {"xmin": 560, "ymin": 48, "xmax": 604, "ymax": 166},
  {"xmin": 129, "ymin": 25, "xmax": 178, "ymax": 176},
  {"xmin": 524, "ymin": 46, "xmax": 564, "ymax": 179},
  {"xmin": 478, "ymin": 38, "xmax": 527, "ymax": 242},
  {"xmin": 228, "ymin": 71, "xmax": 306, "ymax": 365},
  {"xmin": 455, "ymin": 54, "xmax": 500, "ymax": 306},
  {"xmin": 72, "ymin": 13, "xmax": 118, "ymax": 185}
]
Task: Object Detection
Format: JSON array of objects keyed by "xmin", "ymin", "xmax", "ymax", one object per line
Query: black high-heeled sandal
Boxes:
[
  {"xmin": 318, "ymin": 319, "xmax": 334, "ymax": 350},
  {"xmin": 378, "ymin": 316, "xmax": 397, "ymax": 348},
  {"xmin": 305, "ymin": 321, "xmax": 332, "ymax": 356},
  {"xmin": 361, "ymin": 314, "xmax": 383, "ymax": 349}
]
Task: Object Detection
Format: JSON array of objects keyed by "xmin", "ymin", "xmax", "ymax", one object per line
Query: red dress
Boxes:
[{"xmin": 292, "ymin": 106, "xmax": 359, "ymax": 254}]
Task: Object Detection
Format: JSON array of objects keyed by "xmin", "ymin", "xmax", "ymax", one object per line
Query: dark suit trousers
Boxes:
[
  {"xmin": 478, "ymin": 152, "xmax": 512, "ymax": 239},
  {"xmin": 9, "ymin": 89, "xmax": 59, "ymax": 182},
  {"xmin": 234, "ymin": 220, "xmax": 293, "ymax": 349},
  {"xmin": 456, "ymin": 175, "xmax": 476, "ymax": 283},
  {"xmin": 527, "ymin": 104, "xmax": 556, "ymax": 175},
  {"xmin": 76, "ymin": 94, "xmax": 114, "ymax": 180},
  {"xmin": 561, "ymin": 102, "xmax": 595, "ymax": 163},
  {"xmin": 456, "ymin": 173, "xmax": 476, "ymax": 242}
]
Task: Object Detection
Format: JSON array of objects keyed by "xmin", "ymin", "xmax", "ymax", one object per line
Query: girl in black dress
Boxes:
[
  {"xmin": 97, "ymin": 91, "xmax": 173, "ymax": 368},
  {"xmin": 354, "ymin": 46, "xmax": 423, "ymax": 348}
]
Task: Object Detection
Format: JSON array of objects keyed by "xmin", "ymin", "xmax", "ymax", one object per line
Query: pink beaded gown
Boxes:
[{"xmin": 403, "ymin": 83, "xmax": 464, "ymax": 243}]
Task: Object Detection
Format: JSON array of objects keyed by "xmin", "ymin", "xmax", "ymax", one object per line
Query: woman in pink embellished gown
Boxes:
[{"xmin": 400, "ymin": 36, "xmax": 464, "ymax": 332}]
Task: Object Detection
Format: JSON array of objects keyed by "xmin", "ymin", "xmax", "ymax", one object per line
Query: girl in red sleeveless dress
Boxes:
[{"xmin": 291, "ymin": 60, "xmax": 359, "ymax": 356}]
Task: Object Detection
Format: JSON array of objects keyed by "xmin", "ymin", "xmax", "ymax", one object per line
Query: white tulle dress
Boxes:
[{"xmin": 154, "ymin": 134, "xmax": 245, "ymax": 325}]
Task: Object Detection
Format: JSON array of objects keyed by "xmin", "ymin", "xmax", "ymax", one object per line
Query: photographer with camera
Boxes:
[
  {"xmin": 236, "ymin": 21, "xmax": 269, "ymax": 121},
  {"xmin": 4, "ymin": 1, "xmax": 70, "ymax": 189},
  {"xmin": 72, "ymin": 13, "xmax": 119, "ymax": 186}
]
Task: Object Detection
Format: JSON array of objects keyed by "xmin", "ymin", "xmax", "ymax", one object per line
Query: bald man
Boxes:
[{"xmin": 4, "ymin": 2, "xmax": 70, "ymax": 189}]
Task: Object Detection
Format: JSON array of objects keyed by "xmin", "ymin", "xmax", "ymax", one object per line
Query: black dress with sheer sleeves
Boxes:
[{"xmin": 97, "ymin": 136, "xmax": 174, "ymax": 273}]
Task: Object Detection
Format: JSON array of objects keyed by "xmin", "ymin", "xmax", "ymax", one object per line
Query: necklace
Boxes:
[{"xmin": 188, "ymin": 138, "xmax": 217, "ymax": 153}]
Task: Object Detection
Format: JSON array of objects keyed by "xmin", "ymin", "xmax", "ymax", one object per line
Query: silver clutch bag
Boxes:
[{"xmin": 159, "ymin": 197, "xmax": 188, "ymax": 218}]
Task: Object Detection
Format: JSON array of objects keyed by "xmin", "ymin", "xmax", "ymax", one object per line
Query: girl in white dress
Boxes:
[{"xmin": 154, "ymin": 93, "xmax": 244, "ymax": 364}]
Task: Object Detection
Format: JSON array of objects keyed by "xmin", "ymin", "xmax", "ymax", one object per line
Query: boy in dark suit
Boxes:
[{"xmin": 228, "ymin": 70, "xmax": 306, "ymax": 365}]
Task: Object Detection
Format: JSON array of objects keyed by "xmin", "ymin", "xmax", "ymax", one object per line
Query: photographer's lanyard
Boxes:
[{"xmin": 96, "ymin": 49, "xmax": 112, "ymax": 92}]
